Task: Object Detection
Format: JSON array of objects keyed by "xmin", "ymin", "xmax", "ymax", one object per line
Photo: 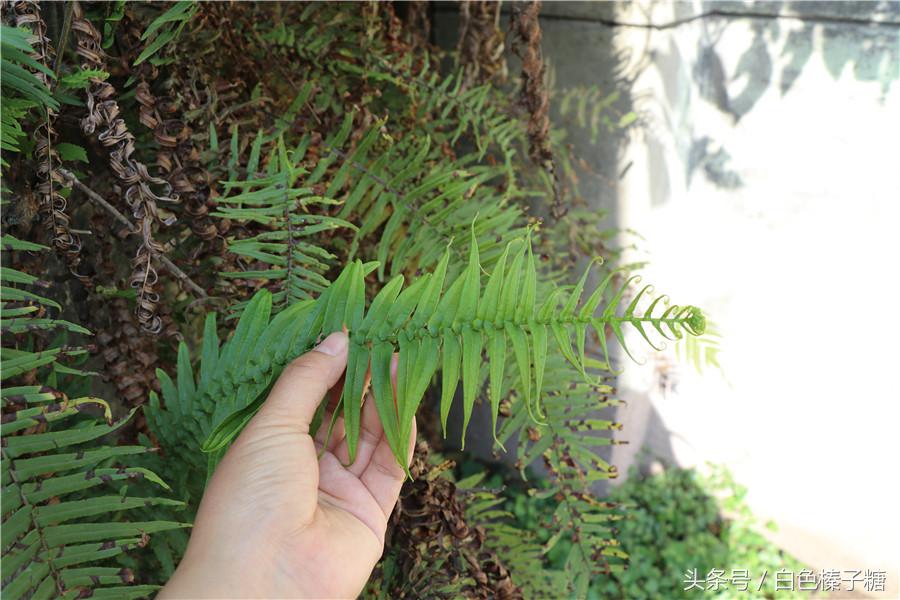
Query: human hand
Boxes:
[{"xmin": 160, "ymin": 331, "xmax": 415, "ymax": 599}]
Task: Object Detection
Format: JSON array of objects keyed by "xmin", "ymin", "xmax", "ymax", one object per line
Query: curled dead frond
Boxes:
[
  {"xmin": 511, "ymin": 0, "xmax": 564, "ymax": 219},
  {"xmin": 367, "ymin": 441, "xmax": 521, "ymax": 599},
  {"xmin": 71, "ymin": 1, "xmax": 178, "ymax": 333},
  {"xmin": 457, "ymin": 0, "xmax": 507, "ymax": 88},
  {"xmin": 12, "ymin": 1, "xmax": 88, "ymax": 283},
  {"xmin": 127, "ymin": 10, "xmax": 219, "ymax": 244}
]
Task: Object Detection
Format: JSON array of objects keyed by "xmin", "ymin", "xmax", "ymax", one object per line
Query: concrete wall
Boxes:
[
  {"xmin": 434, "ymin": 1, "xmax": 900, "ymax": 596},
  {"xmin": 608, "ymin": 3, "xmax": 898, "ymax": 597}
]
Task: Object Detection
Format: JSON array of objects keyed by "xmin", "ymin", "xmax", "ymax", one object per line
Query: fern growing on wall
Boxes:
[
  {"xmin": 1, "ymin": 235, "xmax": 186, "ymax": 598},
  {"xmin": 213, "ymin": 135, "xmax": 354, "ymax": 311},
  {"xmin": 1, "ymin": 1, "xmax": 717, "ymax": 596}
]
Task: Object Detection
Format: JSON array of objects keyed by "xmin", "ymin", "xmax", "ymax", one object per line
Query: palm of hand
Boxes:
[{"xmin": 161, "ymin": 336, "xmax": 413, "ymax": 600}]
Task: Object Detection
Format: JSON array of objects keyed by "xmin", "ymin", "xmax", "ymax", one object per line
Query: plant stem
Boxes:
[{"xmin": 57, "ymin": 168, "xmax": 208, "ymax": 299}]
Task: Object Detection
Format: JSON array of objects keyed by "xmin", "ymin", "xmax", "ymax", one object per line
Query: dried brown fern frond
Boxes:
[
  {"xmin": 71, "ymin": 1, "xmax": 178, "ymax": 333},
  {"xmin": 458, "ymin": 0, "xmax": 507, "ymax": 88},
  {"xmin": 371, "ymin": 441, "xmax": 521, "ymax": 600},
  {"xmin": 511, "ymin": 0, "xmax": 564, "ymax": 219},
  {"xmin": 123, "ymin": 10, "xmax": 219, "ymax": 244},
  {"xmin": 12, "ymin": 0, "xmax": 88, "ymax": 283}
]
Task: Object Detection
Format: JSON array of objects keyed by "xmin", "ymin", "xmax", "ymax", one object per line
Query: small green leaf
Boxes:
[
  {"xmin": 562, "ymin": 259, "xmax": 599, "ymax": 317},
  {"xmin": 506, "ymin": 324, "xmax": 537, "ymax": 423},
  {"xmin": 135, "ymin": 29, "xmax": 178, "ymax": 65},
  {"xmin": 140, "ymin": 1, "xmax": 196, "ymax": 41},
  {"xmin": 199, "ymin": 313, "xmax": 219, "ymax": 391},
  {"xmin": 176, "ymin": 342, "xmax": 196, "ymax": 408},
  {"xmin": 55, "ymin": 143, "xmax": 89, "ymax": 163},
  {"xmin": 411, "ymin": 246, "xmax": 451, "ymax": 327},
  {"xmin": 478, "ymin": 242, "xmax": 510, "ymax": 324},
  {"xmin": 246, "ymin": 128, "xmax": 264, "ymax": 175},
  {"xmin": 499, "ymin": 240, "xmax": 525, "ymax": 320},
  {"xmin": 400, "ymin": 335, "xmax": 439, "ymax": 449},
  {"xmin": 618, "ymin": 111, "xmax": 638, "ymax": 128},
  {"xmin": 515, "ymin": 235, "xmax": 537, "ymax": 321},
  {"xmin": 59, "ymin": 69, "xmax": 109, "ymax": 90},
  {"xmin": 321, "ymin": 261, "xmax": 356, "ymax": 333},
  {"xmin": 360, "ymin": 275, "xmax": 404, "ymax": 338},
  {"xmin": 531, "ymin": 322, "xmax": 548, "ymax": 416},
  {"xmin": 341, "ymin": 342, "xmax": 369, "ymax": 463},
  {"xmin": 457, "ymin": 233, "xmax": 481, "ymax": 322},
  {"xmin": 208, "ymin": 122, "xmax": 218, "ymax": 152}
]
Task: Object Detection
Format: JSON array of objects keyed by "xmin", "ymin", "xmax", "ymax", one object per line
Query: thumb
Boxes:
[{"xmin": 256, "ymin": 331, "xmax": 349, "ymax": 432}]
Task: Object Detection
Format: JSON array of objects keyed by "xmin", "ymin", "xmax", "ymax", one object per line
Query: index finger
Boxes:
[{"xmin": 256, "ymin": 332, "xmax": 349, "ymax": 432}]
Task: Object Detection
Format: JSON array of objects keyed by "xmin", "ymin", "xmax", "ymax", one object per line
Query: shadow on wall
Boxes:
[
  {"xmin": 645, "ymin": 0, "xmax": 899, "ymax": 199},
  {"xmin": 695, "ymin": 0, "xmax": 897, "ymax": 117}
]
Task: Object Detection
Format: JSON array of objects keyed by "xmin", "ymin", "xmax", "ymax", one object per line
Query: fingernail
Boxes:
[{"xmin": 315, "ymin": 331, "xmax": 348, "ymax": 356}]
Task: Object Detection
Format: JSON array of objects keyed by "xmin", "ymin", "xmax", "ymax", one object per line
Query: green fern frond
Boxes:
[
  {"xmin": 496, "ymin": 355, "xmax": 629, "ymax": 593},
  {"xmin": 497, "ymin": 357, "xmax": 621, "ymax": 480},
  {"xmin": 133, "ymin": 1, "xmax": 198, "ymax": 66},
  {"xmin": 148, "ymin": 228, "xmax": 704, "ymax": 480},
  {"xmin": 377, "ymin": 53, "xmax": 524, "ymax": 178},
  {"xmin": 213, "ymin": 136, "xmax": 354, "ymax": 311},
  {"xmin": 0, "ymin": 26, "xmax": 58, "ymax": 111},
  {"xmin": 1, "ymin": 236, "xmax": 188, "ymax": 598},
  {"xmin": 1, "ymin": 25, "xmax": 59, "ymax": 168},
  {"xmin": 288, "ymin": 111, "xmax": 525, "ymax": 280},
  {"xmin": 458, "ymin": 478, "xmax": 565, "ymax": 596},
  {"xmin": 556, "ymin": 84, "xmax": 636, "ymax": 145},
  {"xmin": 214, "ymin": 67, "xmax": 527, "ymax": 282},
  {"xmin": 0, "ymin": 245, "xmax": 80, "ymax": 379},
  {"xmin": 555, "ymin": 493, "xmax": 626, "ymax": 596},
  {"xmin": 58, "ymin": 68, "xmax": 110, "ymax": 91},
  {"xmin": 1, "ymin": 406, "xmax": 187, "ymax": 599},
  {"xmin": 1, "ymin": 98, "xmax": 38, "ymax": 159}
]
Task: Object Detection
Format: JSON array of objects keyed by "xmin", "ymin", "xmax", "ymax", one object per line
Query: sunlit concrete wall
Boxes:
[
  {"xmin": 604, "ymin": 1, "xmax": 899, "ymax": 596},
  {"xmin": 435, "ymin": 2, "xmax": 899, "ymax": 594}
]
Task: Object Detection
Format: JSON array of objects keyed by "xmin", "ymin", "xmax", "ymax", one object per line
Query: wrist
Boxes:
[{"xmin": 160, "ymin": 550, "xmax": 318, "ymax": 599}]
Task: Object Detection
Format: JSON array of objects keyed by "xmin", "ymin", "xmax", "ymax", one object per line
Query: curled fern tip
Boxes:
[{"xmin": 687, "ymin": 306, "xmax": 706, "ymax": 335}]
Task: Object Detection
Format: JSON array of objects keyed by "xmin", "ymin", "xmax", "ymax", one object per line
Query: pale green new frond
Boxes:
[{"xmin": 676, "ymin": 319, "xmax": 724, "ymax": 377}]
